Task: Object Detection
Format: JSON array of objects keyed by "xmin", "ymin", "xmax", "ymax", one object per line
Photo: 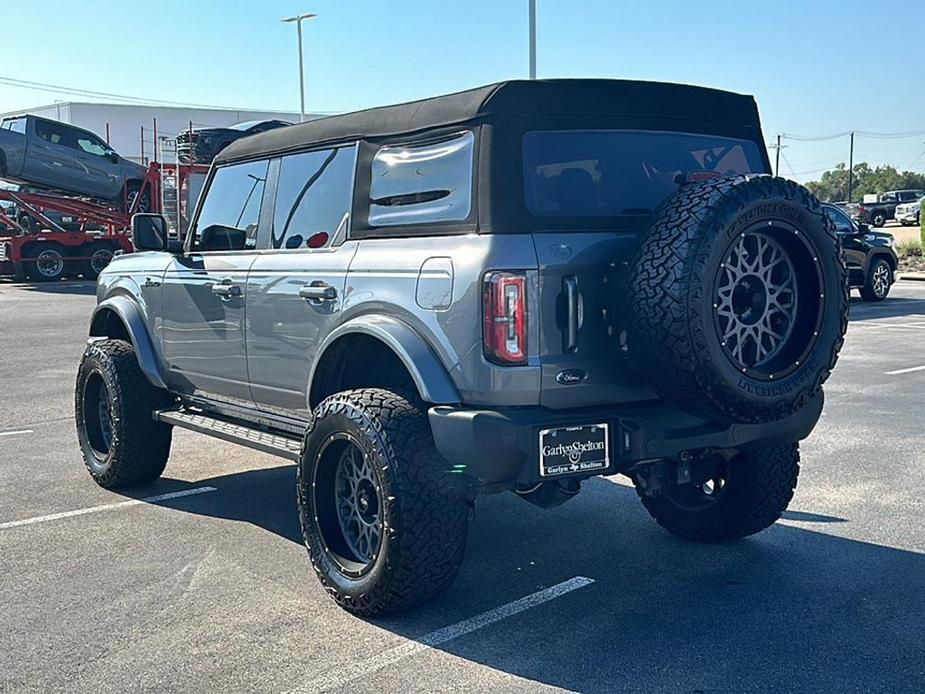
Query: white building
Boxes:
[{"xmin": 0, "ymin": 102, "xmax": 316, "ymax": 164}]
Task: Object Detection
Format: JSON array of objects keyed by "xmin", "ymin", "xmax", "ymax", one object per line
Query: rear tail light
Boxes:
[{"xmin": 483, "ymin": 271, "xmax": 527, "ymax": 364}]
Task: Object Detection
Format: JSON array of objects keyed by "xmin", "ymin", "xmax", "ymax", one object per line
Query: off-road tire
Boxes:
[
  {"xmin": 636, "ymin": 443, "xmax": 800, "ymax": 542},
  {"xmin": 75, "ymin": 339, "xmax": 173, "ymax": 488},
  {"xmin": 297, "ymin": 388, "xmax": 468, "ymax": 616},
  {"xmin": 627, "ymin": 176, "xmax": 848, "ymax": 424},
  {"xmin": 860, "ymin": 257, "xmax": 892, "ymax": 302}
]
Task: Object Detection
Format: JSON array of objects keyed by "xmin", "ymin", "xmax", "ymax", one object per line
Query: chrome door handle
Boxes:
[
  {"xmin": 210, "ymin": 281, "xmax": 241, "ymax": 298},
  {"xmin": 299, "ymin": 283, "xmax": 337, "ymax": 301}
]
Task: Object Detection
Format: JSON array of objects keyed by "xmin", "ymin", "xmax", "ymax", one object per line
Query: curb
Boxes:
[{"xmin": 898, "ymin": 272, "xmax": 925, "ymax": 282}]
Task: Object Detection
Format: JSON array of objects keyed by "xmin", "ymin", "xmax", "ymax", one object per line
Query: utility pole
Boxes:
[
  {"xmin": 528, "ymin": 0, "xmax": 536, "ymax": 79},
  {"xmin": 847, "ymin": 132, "xmax": 855, "ymax": 202},
  {"xmin": 768, "ymin": 135, "xmax": 787, "ymax": 177}
]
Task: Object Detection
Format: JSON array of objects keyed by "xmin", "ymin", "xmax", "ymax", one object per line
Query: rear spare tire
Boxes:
[{"xmin": 628, "ymin": 176, "xmax": 848, "ymax": 424}]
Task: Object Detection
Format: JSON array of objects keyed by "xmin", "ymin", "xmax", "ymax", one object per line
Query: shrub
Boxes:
[{"xmin": 897, "ymin": 238, "xmax": 923, "ymax": 258}]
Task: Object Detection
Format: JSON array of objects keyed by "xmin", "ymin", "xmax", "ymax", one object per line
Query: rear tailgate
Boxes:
[{"xmin": 531, "ymin": 231, "xmax": 655, "ymax": 409}]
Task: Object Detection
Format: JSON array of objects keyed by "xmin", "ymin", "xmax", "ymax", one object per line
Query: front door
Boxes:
[
  {"xmin": 72, "ymin": 131, "xmax": 121, "ymax": 199},
  {"xmin": 160, "ymin": 158, "xmax": 270, "ymax": 405},
  {"xmin": 246, "ymin": 145, "xmax": 358, "ymax": 417}
]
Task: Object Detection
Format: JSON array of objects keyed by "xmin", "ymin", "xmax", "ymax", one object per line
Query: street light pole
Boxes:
[
  {"xmin": 528, "ymin": 0, "xmax": 536, "ymax": 79},
  {"xmin": 282, "ymin": 12, "xmax": 317, "ymax": 122}
]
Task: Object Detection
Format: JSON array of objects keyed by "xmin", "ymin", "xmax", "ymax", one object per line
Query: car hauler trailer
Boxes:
[{"xmin": 0, "ymin": 162, "xmax": 207, "ymax": 281}]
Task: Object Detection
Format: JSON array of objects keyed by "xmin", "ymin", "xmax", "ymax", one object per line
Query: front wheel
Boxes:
[
  {"xmin": 634, "ymin": 443, "xmax": 800, "ymax": 542},
  {"xmin": 860, "ymin": 258, "xmax": 892, "ymax": 301},
  {"xmin": 297, "ymin": 388, "xmax": 469, "ymax": 615},
  {"xmin": 75, "ymin": 339, "xmax": 173, "ymax": 488},
  {"xmin": 122, "ymin": 181, "xmax": 151, "ymax": 213},
  {"xmin": 871, "ymin": 212, "xmax": 887, "ymax": 227}
]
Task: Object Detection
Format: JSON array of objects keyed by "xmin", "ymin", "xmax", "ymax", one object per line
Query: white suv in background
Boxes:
[{"xmin": 895, "ymin": 196, "xmax": 922, "ymax": 226}]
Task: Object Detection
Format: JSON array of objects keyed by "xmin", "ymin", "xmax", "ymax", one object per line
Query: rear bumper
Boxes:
[{"xmin": 429, "ymin": 393, "xmax": 823, "ymax": 488}]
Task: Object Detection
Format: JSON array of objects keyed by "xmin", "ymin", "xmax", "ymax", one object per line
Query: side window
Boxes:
[
  {"xmin": 2, "ymin": 119, "xmax": 26, "ymax": 134},
  {"xmin": 824, "ymin": 207, "xmax": 854, "ymax": 233},
  {"xmin": 192, "ymin": 159, "xmax": 269, "ymax": 252},
  {"xmin": 34, "ymin": 120, "xmax": 71, "ymax": 147},
  {"xmin": 272, "ymin": 146, "xmax": 356, "ymax": 250},
  {"xmin": 75, "ymin": 134, "xmax": 109, "ymax": 157},
  {"xmin": 369, "ymin": 130, "xmax": 474, "ymax": 227}
]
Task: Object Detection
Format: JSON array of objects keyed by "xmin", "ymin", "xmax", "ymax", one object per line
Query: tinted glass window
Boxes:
[
  {"xmin": 193, "ymin": 159, "xmax": 268, "ymax": 251},
  {"xmin": 35, "ymin": 120, "xmax": 71, "ymax": 146},
  {"xmin": 824, "ymin": 206, "xmax": 854, "ymax": 233},
  {"xmin": 272, "ymin": 146, "xmax": 355, "ymax": 250},
  {"xmin": 2, "ymin": 119, "xmax": 25, "ymax": 134},
  {"xmin": 76, "ymin": 134, "xmax": 108, "ymax": 157},
  {"xmin": 369, "ymin": 131, "xmax": 474, "ymax": 226},
  {"xmin": 523, "ymin": 130, "xmax": 765, "ymax": 217}
]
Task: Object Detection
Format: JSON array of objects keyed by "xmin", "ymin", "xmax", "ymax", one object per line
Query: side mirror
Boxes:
[
  {"xmin": 857, "ymin": 223, "xmax": 870, "ymax": 233},
  {"xmin": 132, "ymin": 213, "xmax": 170, "ymax": 252}
]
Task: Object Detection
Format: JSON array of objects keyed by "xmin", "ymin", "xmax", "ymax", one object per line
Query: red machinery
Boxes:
[{"xmin": 0, "ymin": 162, "xmax": 208, "ymax": 282}]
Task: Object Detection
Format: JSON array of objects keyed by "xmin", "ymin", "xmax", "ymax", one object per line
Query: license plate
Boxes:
[{"xmin": 539, "ymin": 423, "xmax": 609, "ymax": 477}]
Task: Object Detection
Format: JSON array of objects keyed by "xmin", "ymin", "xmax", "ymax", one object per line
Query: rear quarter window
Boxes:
[{"xmin": 368, "ymin": 130, "xmax": 474, "ymax": 226}]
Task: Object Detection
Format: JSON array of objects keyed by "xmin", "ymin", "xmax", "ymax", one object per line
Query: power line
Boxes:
[
  {"xmin": 783, "ymin": 128, "xmax": 925, "ymax": 142},
  {"xmin": 0, "ymin": 75, "xmax": 288, "ymax": 113}
]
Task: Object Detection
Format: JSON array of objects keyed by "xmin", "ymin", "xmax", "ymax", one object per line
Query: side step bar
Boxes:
[{"xmin": 156, "ymin": 410, "xmax": 303, "ymax": 461}]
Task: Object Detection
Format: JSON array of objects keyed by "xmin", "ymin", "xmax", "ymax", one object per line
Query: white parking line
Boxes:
[
  {"xmin": 0, "ymin": 429, "xmax": 33, "ymax": 438},
  {"xmin": 289, "ymin": 576, "xmax": 595, "ymax": 694},
  {"xmin": 0, "ymin": 486, "xmax": 218, "ymax": 530},
  {"xmin": 885, "ymin": 364, "xmax": 925, "ymax": 376}
]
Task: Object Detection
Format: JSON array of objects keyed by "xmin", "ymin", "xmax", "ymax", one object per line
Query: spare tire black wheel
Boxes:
[{"xmin": 628, "ymin": 176, "xmax": 848, "ymax": 425}]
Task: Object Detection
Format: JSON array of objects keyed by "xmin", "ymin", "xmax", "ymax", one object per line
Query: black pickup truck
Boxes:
[{"xmin": 857, "ymin": 189, "xmax": 925, "ymax": 227}]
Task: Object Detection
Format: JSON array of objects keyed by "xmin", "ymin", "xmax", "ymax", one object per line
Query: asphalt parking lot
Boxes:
[{"xmin": 2, "ymin": 279, "xmax": 924, "ymax": 693}]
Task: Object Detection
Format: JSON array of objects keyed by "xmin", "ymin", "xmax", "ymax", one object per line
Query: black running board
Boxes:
[{"xmin": 155, "ymin": 409, "xmax": 302, "ymax": 461}]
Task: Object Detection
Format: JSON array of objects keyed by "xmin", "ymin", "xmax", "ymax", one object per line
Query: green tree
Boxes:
[{"xmin": 804, "ymin": 163, "xmax": 925, "ymax": 203}]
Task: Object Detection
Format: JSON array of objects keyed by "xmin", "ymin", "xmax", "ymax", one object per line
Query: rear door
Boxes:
[
  {"xmin": 246, "ymin": 145, "xmax": 358, "ymax": 418},
  {"xmin": 522, "ymin": 129, "xmax": 767, "ymax": 408},
  {"xmin": 26, "ymin": 119, "xmax": 86, "ymax": 192},
  {"xmin": 160, "ymin": 158, "xmax": 270, "ymax": 405}
]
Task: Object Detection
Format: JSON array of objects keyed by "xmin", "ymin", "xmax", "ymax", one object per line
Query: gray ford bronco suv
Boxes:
[{"xmin": 75, "ymin": 80, "xmax": 848, "ymax": 615}]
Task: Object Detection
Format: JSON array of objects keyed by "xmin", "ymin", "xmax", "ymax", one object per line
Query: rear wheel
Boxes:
[
  {"xmin": 297, "ymin": 388, "xmax": 469, "ymax": 615},
  {"xmin": 81, "ymin": 242, "xmax": 116, "ymax": 280},
  {"xmin": 635, "ymin": 443, "xmax": 800, "ymax": 542},
  {"xmin": 871, "ymin": 211, "xmax": 887, "ymax": 227},
  {"xmin": 26, "ymin": 243, "xmax": 67, "ymax": 282},
  {"xmin": 75, "ymin": 339, "xmax": 173, "ymax": 488},
  {"xmin": 860, "ymin": 258, "xmax": 892, "ymax": 301}
]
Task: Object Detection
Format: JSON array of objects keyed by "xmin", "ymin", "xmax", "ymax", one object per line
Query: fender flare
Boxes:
[
  {"xmin": 309, "ymin": 315, "xmax": 461, "ymax": 407},
  {"xmin": 89, "ymin": 295, "xmax": 167, "ymax": 390}
]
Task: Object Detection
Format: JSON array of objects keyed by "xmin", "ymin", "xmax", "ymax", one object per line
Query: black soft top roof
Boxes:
[{"xmin": 216, "ymin": 79, "xmax": 762, "ymax": 164}]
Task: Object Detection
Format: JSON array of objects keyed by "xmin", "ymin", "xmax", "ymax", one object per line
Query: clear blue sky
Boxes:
[{"xmin": 1, "ymin": 0, "xmax": 923, "ymax": 182}]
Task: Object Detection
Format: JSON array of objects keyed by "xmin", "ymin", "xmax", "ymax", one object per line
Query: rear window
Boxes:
[{"xmin": 523, "ymin": 130, "xmax": 765, "ymax": 217}]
